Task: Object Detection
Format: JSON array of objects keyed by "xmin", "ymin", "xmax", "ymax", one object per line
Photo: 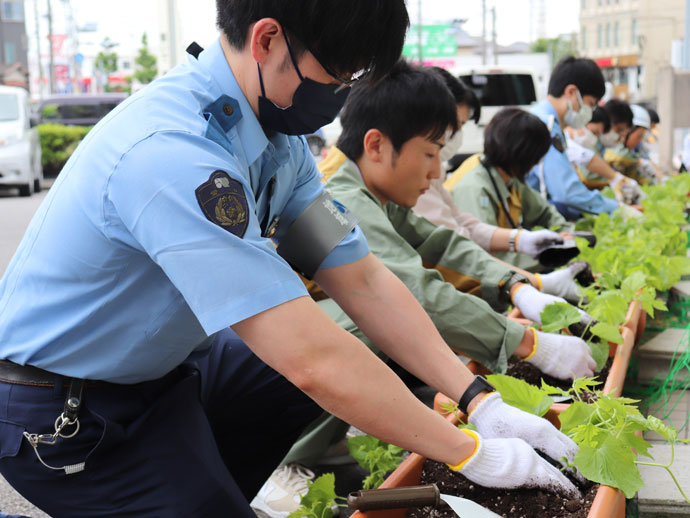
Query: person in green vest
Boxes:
[{"xmin": 448, "ymin": 107, "xmax": 574, "ymax": 273}]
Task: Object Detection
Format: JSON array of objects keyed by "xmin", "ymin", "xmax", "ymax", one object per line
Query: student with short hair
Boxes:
[
  {"xmin": 449, "ymin": 108, "xmax": 578, "ymax": 276},
  {"xmin": 525, "ymin": 56, "xmax": 639, "ymax": 220},
  {"xmin": 270, "ymin": 62, "xmax": 592, "ymax": 511}
]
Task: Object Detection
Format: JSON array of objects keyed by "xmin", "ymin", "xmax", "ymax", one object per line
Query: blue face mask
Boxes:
[{"xmin": 257, "ymin": 32, "xmax": 350, "ymax": 136}]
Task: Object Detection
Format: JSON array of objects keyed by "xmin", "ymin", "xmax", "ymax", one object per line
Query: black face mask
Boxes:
[{"xmin": 257, "ymin": 32, "xmax": 350, "ymax": 135}]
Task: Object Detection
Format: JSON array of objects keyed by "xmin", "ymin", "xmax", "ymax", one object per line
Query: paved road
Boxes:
[{"xmin": 0, "ymin": 186, "xmax": 51, "ymax": 517}]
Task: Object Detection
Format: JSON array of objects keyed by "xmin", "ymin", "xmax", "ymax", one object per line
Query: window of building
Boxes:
[
  {"xmin": 606, "ymin": 23, "xmax": 611, "ymax": 47},
  {"xmin": 598, "ymin": 23, "xmax": 603, "ymax": 48},
  {"xmin": 615, "ymin": 21, "xmax": 620, "ymax": 47},
  {"xmin": 3, "ymin": 42, "xmax": 15, "ymax": 64},
  {"xmin": 582, "ymin": 0, "xmax": 587, "ymax": 8},
  {"xmin": 0, "ymin": 0, "xmax": 24, "ymax": 21},
  {"xmin": 598, "ymin": 0, "xmax": 602, "ymax": 5},
  {"xmin": 632, "ymin": 18, "xmax": 638, "ymax": 45},
  {"xmin": 582, "ymin": 26, "xmax": 587, "ymax": 50}
]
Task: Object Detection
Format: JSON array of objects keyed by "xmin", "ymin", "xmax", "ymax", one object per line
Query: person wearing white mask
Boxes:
[
  {"xmin": 604, "ymin": 104, "xmax": 665, "ymax": 185},
  {"xmin": 524, "ymin": 57, "xmax": 640, "ymax": 221},
  {"xmin": 564, "ymin": 106, "xmax": 644, "ymax": 203}
]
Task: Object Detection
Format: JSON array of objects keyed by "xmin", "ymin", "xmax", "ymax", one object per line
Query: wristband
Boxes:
[
  {"xmin": 521, "ymin": 328, "xmax": 539, "ymax": 361},
  {"xmin": 446, "ymin": 428, "xmax": 480, "ymax": 471},
  {"xmin": 458, "ymin": 375, "xmax": 496, "ymax": 415}
]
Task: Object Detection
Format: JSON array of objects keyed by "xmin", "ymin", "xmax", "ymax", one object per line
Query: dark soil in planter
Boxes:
[
  {"xmin": 408, "ymin": 459, "xmax": 599, "ymax": 518},
  {"xmin": 505, "ymin": 357, "xmax": 612, "ymax": 402}
]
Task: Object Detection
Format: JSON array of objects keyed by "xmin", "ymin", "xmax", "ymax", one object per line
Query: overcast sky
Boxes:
[{"xmin": 65, "ymin": 0, "xmax": 580, "ymax": 50}]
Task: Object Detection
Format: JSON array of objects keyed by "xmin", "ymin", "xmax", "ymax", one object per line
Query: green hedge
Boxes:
[{"xmin": 38, "ymin": 123, "xmax": 92, "ymax": 177}]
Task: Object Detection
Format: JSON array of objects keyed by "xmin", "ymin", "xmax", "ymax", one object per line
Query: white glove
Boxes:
[
  {"xmin": 469, "ymin": 393, "xmax": 579, "ymax": 470},
  {"xmin": 639, "ymin": 158, "xmax": 657, "ymax": 179},
  {"xmin": 618, "ymin": 203, "xmax": 643, "ymax": 220},
  {"xmin": 516, "ymin": 229, "xmax": 564, "ymax": 259},
  {"xmin": 525, "ymin": 331, "xmax": 596, "ymax": 380},
  {"xmin": 456, "ymin": 428, "xmax": 579, "ymax": 497},
  {"xmin": 511, "ymin": 285, "xmax": 591, "ymax": 325},
  {"xmin": 539, "ymin": 262, "xmax": 589, "ymax": 303}
]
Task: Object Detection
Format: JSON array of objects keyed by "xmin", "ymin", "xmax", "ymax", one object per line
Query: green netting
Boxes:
[{"xmin": 625, "ymin": 326, "xmax": 690, "ymax": 436}]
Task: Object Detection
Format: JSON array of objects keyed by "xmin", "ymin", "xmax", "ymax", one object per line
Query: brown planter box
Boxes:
[{"xmin": 351, "ymin": 398, "xmax": 626, "ymax": 518}]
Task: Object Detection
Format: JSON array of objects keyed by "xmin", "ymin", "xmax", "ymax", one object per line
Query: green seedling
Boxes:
[
  {"xmin": 347, "ymin": 435, "xmax": 405, "ymax": 490},
  {"xmin": 288, "ymin": 473, "xmax": 345, "ymax": 518}
]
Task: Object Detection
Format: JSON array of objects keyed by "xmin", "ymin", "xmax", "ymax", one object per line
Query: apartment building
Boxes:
[
  {"xmin": 0, "ymin": 0, "xmax": 29, "ymax": 88},
  {"xmin": 579, "ymin": 0, "xmax": 686, "ymax": 100}
]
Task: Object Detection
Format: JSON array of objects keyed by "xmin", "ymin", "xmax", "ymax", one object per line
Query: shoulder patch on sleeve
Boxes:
[{"xmin": 195, "ymin": 171, "xmax": 249, "ymax": 238}]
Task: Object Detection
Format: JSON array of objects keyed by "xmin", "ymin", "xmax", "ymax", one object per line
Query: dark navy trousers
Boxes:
[{"xmin": 0, "ymin": 329, "xmax": 322, "ymax": 517}]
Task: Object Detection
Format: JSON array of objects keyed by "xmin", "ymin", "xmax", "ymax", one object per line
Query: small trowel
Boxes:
[{"xmin": 347, "ymin": 484, "xmax": 502, "ymax": 518}]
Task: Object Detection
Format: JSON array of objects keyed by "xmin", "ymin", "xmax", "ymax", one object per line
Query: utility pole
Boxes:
[
  {"xmin": 167, "ymin": 0, "xmax": 179, "ymax": 69},
  {"xmin": 33, "ymin": 0, "xmax": 44, "ymax": 99},
  {"xmin": 46, "ymin": 0, "xmax": 55, "ymax": 93},
  {"xmin": 684, "ymin": 0, "xmax": 690, "ymax": 69},
  {"xmin": 492, "ymin": 7, "xmax": 497, "ymax": 65},
  {"xmin": 417, "ymin": 0, "xmax": 423, "ymax": 65},
  {"xmin": 482, "ymin": 0, "xmax": 487, "ymax": 65}
]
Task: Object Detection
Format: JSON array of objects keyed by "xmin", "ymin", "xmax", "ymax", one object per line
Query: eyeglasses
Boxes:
[
  {"xmin": 284, "ymin": 30, "xmax": 371, "ymax": 94},
  {"xmin": 310, "ymin": 48, "xmax": 373, "ymax": 93}
]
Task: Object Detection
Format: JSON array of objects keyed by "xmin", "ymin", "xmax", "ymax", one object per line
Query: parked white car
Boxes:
[{"xmin": 0, "ymin": 85, "xmax": 43, "ymax": 196}]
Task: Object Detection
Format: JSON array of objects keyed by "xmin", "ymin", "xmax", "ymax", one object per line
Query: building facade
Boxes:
[
  {"xmin": 579, "ymin": 0, "xmax": 686, "ymax": 101},
  {"xmin": 0, "ymin": 0, "xmax": 29, "ymax": 88}
]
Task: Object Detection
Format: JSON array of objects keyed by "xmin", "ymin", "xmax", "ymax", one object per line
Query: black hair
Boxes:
[
  {"xmin": 337, "ymin": 60, "xmax": 458, "ymax": 161},
  {"xmin": 430, "ymin": 67, "xmax": 481, "ymax": 124},
  {"xmin": 604, "ymin": 99, "xmax": 633, "ymax": 127},
  {"xmin": 216, "ymin": 1, "xmax": 409, "ymax": 83},
  {"xmin": 590, "ymin": 106, "xmax": 611, "ymax": 133},
  {"xmin": 547, "ymin": 56, "xmax": 605, "ymax": 99},
  {"xmin": 647, "ymin": 107, "xmax": 660, "ymax": 124},
  {"xmin": 483, "ymin": 107, "xmax": 551, "ymax": 182}
]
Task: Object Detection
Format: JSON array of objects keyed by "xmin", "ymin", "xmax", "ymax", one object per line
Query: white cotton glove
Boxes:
[
  {"xmin": 525, "ymin": 331, "xmax": 596, "ymax": 380},
  {"xmin": 511, "ymin": 285, "xmax": 591, "ymax": 326},
  {"xmin": 469, "ymin": 393, "xmax": 579, "ymax": 473},
  {"xmin": 539, "ymin": 262, "xmax": 589, "ymax": 303},
  {"xmin": 618, "ymin": 203, "xmax": 643, "ymax": 220},
  {"xmin": 639, "ymin": 158, "xmax": 657, "ymax": 179},
  {"xmin": 455, "ymin": 427, "xmax": 579, "ymax": 497},
  {"xmin": 515, "ymin": 229, "xmax": 564, "ymax": 259},
  {"xmin": 610, "ymin": 172, "xmax": 644, "ymax": 203}
]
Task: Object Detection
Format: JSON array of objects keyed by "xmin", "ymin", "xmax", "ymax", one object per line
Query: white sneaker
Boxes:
[{"xmin": 250, "ymin": 464, "xmax": 315, "ymax": 518}]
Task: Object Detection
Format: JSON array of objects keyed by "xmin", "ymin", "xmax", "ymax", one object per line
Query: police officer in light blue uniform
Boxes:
[
  {"xmin": 0, "ymin": 4, "xmax": 587, "ymax": 516},
  {"xmin": 526, "ymin": 56, "xmax": 619, "ymax": 220},
  {"xmin": 0, "ymin": 2, "xmax": 414, "ymax": 516}
]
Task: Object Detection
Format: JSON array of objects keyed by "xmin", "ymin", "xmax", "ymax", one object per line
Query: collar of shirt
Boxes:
[
  {"xmin": 330, "ymin": 155, "xmax": 386, "ymax": 209},
  {"xmin": 196, "ymin": 39, "xmax": 291, "ymax": 170}
]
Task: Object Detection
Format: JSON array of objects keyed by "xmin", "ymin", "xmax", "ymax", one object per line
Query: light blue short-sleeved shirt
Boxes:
[
  {"xmin": 0, "ymin": 39, "xmax": 368, "ymax": 383},
  {"xmin": 526, "ymin": 99, "xmax": 619, "ymax": 216}
]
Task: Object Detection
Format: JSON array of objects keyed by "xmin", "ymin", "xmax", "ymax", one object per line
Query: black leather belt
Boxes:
[{"xmin": 0, "ymin": 359, "xmax": 64, "ymax": 387}]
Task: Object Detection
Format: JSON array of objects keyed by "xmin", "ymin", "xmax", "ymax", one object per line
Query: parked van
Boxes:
[
  {"xmin": 0, "ymin": 86, "xmax": 42, "ymax": 196},
  {"xmin": 448, "ymin": 67, "xmax": 539, "ymax": 169},
  {"xmin": 35, "ymin": 93, "xmax": 128, "ymax": 127}
]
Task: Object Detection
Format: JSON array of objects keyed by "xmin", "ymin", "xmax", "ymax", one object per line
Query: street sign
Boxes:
[
  {"xmin": 403, "ymin": 25, "xmax": 458, "ymax": 59},
  {"xmin": 74, "ymin": 53, "xmax": 84, "ymax": 65}
]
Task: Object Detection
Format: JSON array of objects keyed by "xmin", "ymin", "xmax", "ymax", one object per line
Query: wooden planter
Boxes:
[{"xmin": 351, "ymin": 397, "xmax": 626, "ymax": 518}]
